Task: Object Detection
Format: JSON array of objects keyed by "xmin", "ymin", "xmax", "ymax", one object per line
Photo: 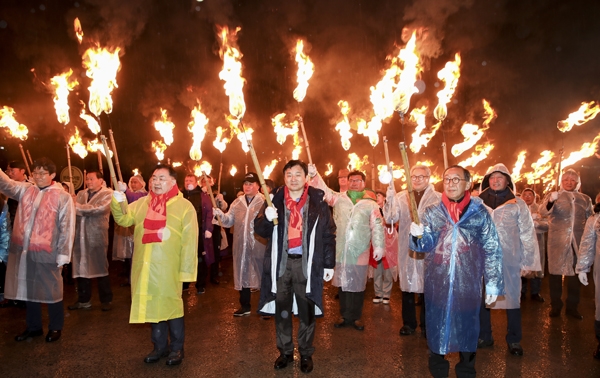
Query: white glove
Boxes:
[
  {"xmin": 307, "ymin": 164, "xmax": 317, "ymax": 178},
  {"xmin": 205, "ymin": 231, "xmax": 212, "ymax": 238},
  {"xmin": 117, "ymin": 181, "xmax": 127, "ymax": 192},
  {"xmin": 113, "ymin": 190, "xmax": 126, "ymax": 203},
  {"xmin": 56, "ymin": 255, "xmax": 69, "ymax": 268},
  {"xmin": 410, "ymin": 222, "xmax": 424, "ymax": 237},
  {"xmin": 549, "ymin": 191, "xmax": 559, "ymax": 202},
  {"xmin": 485, "ymin": 294, "xmax": 498, "ymax": 305},
  {"xmin": 323, "ymin": 269, "xmax": 334, "ymax": 282},
  {"xmin": 579, "ymin": 272, "xmax": 589, "ymax": 286},
  {"xmin": 373, "ymin": 249, "xmax": 383, "ymax": 261},
  {"xmin": 213, "ymin": 208, "xmax": 224, "ymax": 219},
  {"xmin": 265, "ymin": 206, "xmax": 278, "ymax": 222}
]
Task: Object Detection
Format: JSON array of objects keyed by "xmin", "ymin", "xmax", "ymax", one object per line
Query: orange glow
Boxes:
[
  {"xmin": 172, "ymin": 162, "xmax": 182, "ymax": 168},
  {"xmin": 522, "ymin": 150, "xmax": 555, "ymax": 185},
  {"xmin": 213, "ymin": 126, "xmax": 230, "ymax": 153},
  {"xmin": 335, "ymin": 100, "xmax": 353, "ymax": 150},
  {"xmin": 561, "ymin": 133, "xmax": 600, "ymax": 168},
  {"xmin": 82, "ymin": 45, "xmax": 121, "ymax": 117},
  {"xmin": 511, "ymin": 151, "xmax": 527, "ymax": 182},
  {"xmin": 324, "ymin": 163, "xmax": 333, "ymax": 176},
  {"xmin": 194, "ymin": 161, "xmax": 212, "ymax": 177},
  {"xmin": 272, "ymin": 113, "xmax": 299, "ymax": 144},
  {"xmin": 151, "ymin": 140, "xmax": 167, "ymax": 161},
  {"xmin": 50, "ymin": 69, "xmax": 78, "ymax": 125},
  {"xmin": 74, "ymin": 18, "xmax": 84, "ymax": 44},
  {"xmin": 457, "ymin": 143, "xmax": 494, "ymax": 168},
  {"xmin": 230, "ymin": 165, "xmax": 237, "ymax": 176},
  {"xmin": 293, "ymin": 40, "xmax": 314, "ymax": 102},
  {"xmin": 0, "ymin": 106, "xmax": 28, "ymax": 140},
  {"xmin": 263, "ymin": 159, "xmax": 279, "ymax": 179},
  {"xmin": 347, "ymin": 153, "xmax": 369, "ymax": 172},
  {"xmin": 68, "ymin": 128, "xmax": 88, "ymax": 158},
  {"xmin": 188, "ymin": 105, "xmax": 208, "ymax": 161},
  {"xmin": 132, "ymin": 168, "xmax": 140, "ymax": 176},
  {"xmin": 451, "ymin": 123, "xmax": 485, "ymax": 157},
  {"xmin": 87, "ymin": 138, "xmax": 113, "ymax": 157},
  {"xmin": 482, "ymin": 99, "xmax": 497, "ymax": 127},
  {"xmin": 433, "ymin": 53, "xmax": 461, "ymax": 122},
  {"xmin": 154, "ymin": 108, "xmax": 175, "ymax": 146},
  {"xmin": 79, "ymin": 102, "xmax": 101, "ymax": 134},
  {"xmin": 557, "ymin": 101, "xmax": 600, "ymax": 132},
  {"xmin": 217, "ymin": 26, "xmax": 246, "ymax": 119},
  {"xmin": 409, "ymin": 106, "xmax": 442, "ymax": 153},
  {"xmin": 393, "ymin": 32, "xmax": 421, "ymax": 115}
]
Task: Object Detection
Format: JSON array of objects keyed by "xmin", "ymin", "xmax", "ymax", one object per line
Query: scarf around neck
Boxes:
[
  {"xmin": 347, "ymin": 189, "xmax": 366, "ymax": 205},
  {"xmin": 442, "ymin": 190, "xmax": 471, "ymax": 223},
  {"xmin": 285, "ymin": 184, "xmax": 309, "ymax": 249},
  {"xmin": 142, "ymin": 184, "xmax": 179, "ymax": 244}
]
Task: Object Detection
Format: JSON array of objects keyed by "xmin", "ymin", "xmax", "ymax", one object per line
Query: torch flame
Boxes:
[
  {"xmin": 132, "ymin": 168, "xmax": 140, "ymax": 176},
  {"xmin": 263, "ymin": 159, "xmax": 279, "ymax": 179},
  {"xmin": 194, "ymin": 161, "xmax": 212, "ymax": 177},
  {"xmin": 82, "ymin": 45, "xmax": 121, "ymax": 117},
  {"xmin": 87, "ymin": 138, "xmax": 113, "ymax": 157},
  {"xmin": 409, "ymin": 106, "xmax": 442, "ymax": 153},
  {"xmin": 230, "ymin": 165, "xmax": 237, "ymax": 176},
  {"xmin": 154, "ymin": 108, "xmax": 175, "ymax": 146},
  {"xmin": 68, "ymin": 128, "xmax": 88, "ymax": 158},
  {"xmin": 433, "ymin": 53, "xmax": 461, "ymax": 122},
  {"xmin": 213, "ymin": 126, "xmax": 230, "ymax": 153},
  {"xmin": 217, "ymin": 26, "xmax": 246, "ymax": 119},
  {"xmin": 347, "ymin": 153, "xmax": 369, "ymax": 172},
  {"xmin": 0, "ymin": 106, "xmax": 28, "ymax": 140},
  {"xmin": 324, "ymin": 163, "xmax": 333, "ymax": 176},
  {"xmin": 522, "ymin": 151, "xmax": 555, "ymax": 185},
  {"xmin": 188, "ymin": 104, "xmax": 208, "ymax": 161},
  {"xmin": 335, "ymin": 100, "xmax": 353, "ymax": 151},
  {"xmin": 561, "ymin": 132, "xmax": 600, "ymax": 168},
  {"xmin": 293, "ymin": 40, "xmax": 315, "ymax": 103},
  {"xmin": 511, "ymin": 151, "xmax": 527, "ymax": 182},
  {"xmin": 79, "ymin": 103, "xmax": 101, "ymax": 134},
  {"xmin": 74, "ymin": 18, "xmax": 84, "ymax": 44},
  {"xmin": 557, "ymin": 101, "xmax": 600, "ymax": 133},
  {"xmin": 151, "ymin": 140, "xmax": 167, "ymax": 161},
  {"xmin": 393, "ymin": 32, "xmax": 421, "ymax": 115},
  {"xmin": 457, "ymin": 143, "xmax": 494, "ymax": 168},
  {"xmin": 50, "ymin": 69, "xmax": 78, "ymax": 125},
  {"xmin": 451, "ymin": 123, "xmax": 486, "ymax": 157},
  {"xmin": 272, "ymin": 113, "xmax": 299, "ymax": 145},
  {"xmin": 482, "ymin": 99, "xmax": 497, "ymax": 127},
  {"xmin": 172, "ymin": 162, "xmax": 182, "ymax": 168}
]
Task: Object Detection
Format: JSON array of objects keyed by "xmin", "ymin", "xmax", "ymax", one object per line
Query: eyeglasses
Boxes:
[
  {"xmin": 443, "ymin": 177, "xmax": 468, "ymax": 184},
  {"xmin": 410, "ymin": 175, "xmax": 430, "ymax": 181}
]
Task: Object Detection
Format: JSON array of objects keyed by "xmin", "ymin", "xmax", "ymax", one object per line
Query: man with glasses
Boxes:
[
  {"xmin": 409, "ymin": 165, "xmax": 503, "ymax": 378},
  {"xmin": 384, "ymin": 164, "xmax": 441, "ymax": 337},
  {"xmin": 308, "ymin": 165, "xmax": 384, "ymax": 331}
]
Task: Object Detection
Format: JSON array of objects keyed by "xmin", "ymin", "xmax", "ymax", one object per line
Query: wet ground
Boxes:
[{"xmin": 1, "ymin": 256, "xmax": 599, "ymax": 378}]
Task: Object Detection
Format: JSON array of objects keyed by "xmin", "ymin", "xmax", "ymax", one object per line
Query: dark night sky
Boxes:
[{"xmin": 0, "ymin": 0, "xmax": 598, "ymax": 197}]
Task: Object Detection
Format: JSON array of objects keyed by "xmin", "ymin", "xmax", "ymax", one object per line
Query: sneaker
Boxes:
[
  {"xmin": 233, "ymin": 308, "xmax": 251, "ymax": 317},
  {"xmin": 68, "ymin": 301, "xmax": 92, "ymax": 310},
  {"xmin": 196, "ymin": 287, "xmax": 205, "ymax": 294},
  {"xmin": 382, "ymin": 297, "xmax": 390, "ymax": 305},
  {"xmin": 373, "ymin": 296, "xmax": 382, "ymax": 303}
]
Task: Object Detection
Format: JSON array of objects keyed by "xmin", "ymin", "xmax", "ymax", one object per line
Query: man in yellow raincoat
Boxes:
[{"xmin": 112, "ymin": 165, "xmax": 198, "ymax": 366}]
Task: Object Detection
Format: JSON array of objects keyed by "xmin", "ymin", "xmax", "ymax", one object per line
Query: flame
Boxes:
[
  {"xmin": 293, "ymin": 40, "xmax": 315, "ymax": 102},
  {"xmin": 377, "ymin": 163, "xmax": 405, "ymax": 181},
  {"xmin": 154, "ymin": 108, "xmax": 175, "ymax": 146},
  {"xmin": 433, "ymin": 53, "xmax": 461, "ymax": 122},
  {"xmin": 79, "ymin": 103, "xmax": 101, "ymax": 134},
  {"xmin": 511, "ymin": 151, "xmax": 527, "ymax": 182},
  {"xmin": 324, "ymin": 163, "xmax": 333, "ymax": 176},
  {"xmin": 0, "ymin": 106, "xmax": 28, "ymax": 140},
  {"xmin": 409, "ymin": 106, "xmax": 442, "ymax": 153},
  {"xmin": 217, "ymin": 26, "xmax": 246, "ymax": 119},
  {"xmin": 68, "ymin": 128, "xmax": 88, "ymax": 158},
  {"xmin": 263, "ymin": 159, "xmax": 279, "ymax": 179},
  {"xmin": 347, "ymin": 153, "xmax": 369, "ymax": 172},
  {"xmin": 194, "ymin": 161, "xmax": 212, "ymax": 177},
  {"xmin": 236, "ymin": 127, "xmax": 253, "ymax": 153},
  {"xmin": 188, "ymin": 105, "xmax": 208, "ymax": 161},
  {"xmin": 230, "ymin": 165, "xmax": 237, "ymax": 176},
  {"xmin": 87, "ymin": 138, "xmax": 113, "ymax": 157},
  {"xmin": 335, "ymin": 100, "xmax": 353, "ymax": 150},
  {"xmin": 457, "ymin": 143, "xmax": 494, "ymax": 168},
  {"xmin": 291, "ymin": 138, "xmax": 302, "ymax": 160},
  {"xmin": 50, "ymin": 69, "xmax": 78, "ymax": 125},
  {"xmin": 213, "ymin": 126, "xmax": 230, "ymax": 153},
  {"xmin": 172, "ymin": 162, "xmax": 182, "ymax": 168},
  {"xmin": 522, "ymin": 150, "xmax": 555, "ymax": 185},
  {"xmin": 151, "ymin": 140, "xmax": 167, "ymax": 161},
  {"xmin": 482, "ymin": 99, "xmax": 497, "ymax": 127},
  {"xmin": 82, "ymin": 45, "xmax": 121, "ymax": 117},
  {"xmin": 393, "ymin": 32, "xmax": 421, "ymax": 115},
  {"xmin": 132, "ymin": 168, "xmax": 140, "ymax": 176},
  {"xmin": 561, "ymin": 132, "xmax": 600, "ymax": 168},
  {"xmin": 557, "ymin": 101, "xmax": 600, "ymax": 132},
  {"xmin": 451, "ymin": 123, "xmax": 485, "ymax": 157},
  {"xmin": 74, "ymin": 18, "xmax": 84, "ymax": 44},
  {"xmin": 272, "ymin": 113, "xmax": 299, "ymax": 144}
]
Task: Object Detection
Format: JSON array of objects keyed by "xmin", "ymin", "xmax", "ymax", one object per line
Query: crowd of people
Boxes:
[{"xmin": 0, "ymin": 156, "xmax": 598, "ymax": 377}]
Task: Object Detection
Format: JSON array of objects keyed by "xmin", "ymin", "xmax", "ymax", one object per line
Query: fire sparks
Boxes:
[
  {"xmin": 293, "ymin": 40, "xmax": 314, "ymax": 103},
  {"xmin": 154, "ymin": 108, "xmax": 175, "ymax": 146},
  {"xmin": 561, "ymin": 132, "xmax": 600, "ymax": 168},
  {"xmin": 262, "ymin": 159, "xmax": 279, "ymax": 179},
  {"xmin": 74, "ymin": 18, "xmax": 84, "ymax": 44},
  {"xmin": 482, "ymin": 99, "xmax": 497, "ymax": 127},
  {"xmin": 230, "ymin": 165, "xmax": 237, "ymax": 176},
  {"xmin": 0, "ymin": 106, "xmax": 28, "ymax": 140},
  {"xmin": 347, "ymin": 153, "xmax": 369, "ymax": 172},
  {"xmin": 82, "ymin": 45, "xmax": 121, "ymax": 117},
  {"xmin": 151, "ymin": 140, "xmax": 166, "ymax": 161},
  {"xmin": 457, "ymin": 143, "xmax": 494, "ymax": 168},
  {"xmin": 324, "ymin": 163, "xmax": 333, "ymax": 176},
  {"xmin": 217, "ymin": 26, "xmax": 246, "ymax": 119},
  {"xmin": 335, "ymin": 101, "xmax": 353, "ymax": 150},
  {"xmin": 68, "ymin": 128, "xmax": 88, "ymax": 158},
  {"xmin": 188, "ymin": 105, "xmax": 208, "ymax": 161},
  {"xmin": 433, "ymin": 53, "xmax": 461, "ymax": 122},
  {"xmin": 213, "ymin": 126, "xmax": 229, "ymax": 153},
  {"xmin": 511, "ymin": 151, "xmax": 527, "ymax": 182},
  {"xmin": 557, "ymin": 101, "xmax": 600, "ymax": 132},
  {"xmin": 87, "ymin": 138, "xmax": 113, "ymax": 157},
  {"xmin": 451, "ymin": 123, "xmax": 485, "ymax": 157},
  {"xmin": 409, "ymin": 106, "xmax": 442, "ymax": 153},
  {"xmin": 194, "ymin": 161, "xmax": 212, "ymax": 177},
  {"xmin": 50, "ymin": 69, "xmax": 78, "ymax": 125}
]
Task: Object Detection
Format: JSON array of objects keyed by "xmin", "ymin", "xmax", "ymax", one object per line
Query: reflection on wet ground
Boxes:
[{"xmin": 1, "ymin": 257, "xmax": 598, "ymax": 377}]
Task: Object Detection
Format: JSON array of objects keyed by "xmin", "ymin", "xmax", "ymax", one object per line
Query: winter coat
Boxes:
[
  {"xmin": 219, "ymin": 193, "xmax": 266, "ymax": 290},
  {"xmin": 255, "ymin": 186, "xmax": 336, "ymax": 316},
  {"xmin": 0, "ymin": 172, "xmax": 75, "ymax": 303},
  {"xmin": 111, "ymin": 192, "xmax": 198, "ymax": 323},
  {"xmin": 73, "ymin": 186, "xmax": 113, "ymax": 278},
  {"xmin": 384, "ymin": 184, "xmax": 441, "ymax": 293},
  {"xmin": 410, "ymin": 196, "xmax": 504, "ymax": 355},
  {"xmin": 540, "ymin": 190, "xmax": 593, "ymax": 275},
  {"xmin": 182, "ymin": 186, "xmax": 215, "ymax": 265},
  {"xmin": 576, "ymin": 213, "xmax": 600, "ymax": 320}
]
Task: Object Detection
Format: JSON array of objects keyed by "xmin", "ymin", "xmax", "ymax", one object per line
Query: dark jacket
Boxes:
[
  {"xmin": 255, "ymin": 186, "xmax": 336, "ymax": 317},
  {"xmin": 182, "ymin": 186, "xmax": 215, "ymax": 265}
]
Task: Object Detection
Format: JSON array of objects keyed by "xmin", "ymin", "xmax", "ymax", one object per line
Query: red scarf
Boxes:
[
  {"xmin": 284, "ymin": 184, "xmax": 309, "ymax": 249},
  {"xmin": 142, "ymin": 185, "xmax": 179, "ymax": 244},
  {"xmin": 441, "ymin": 190, "xmax": 471, "ymax": 223}
]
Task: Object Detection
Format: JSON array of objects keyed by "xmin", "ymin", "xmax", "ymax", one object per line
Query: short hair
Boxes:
[
  {"xmin": 8, "ymin": 161, "xmax": 26, "ymax": 170},
  {"xmin": 185, "ymin": 173, "xmax": 198, "ymax": 180},
  {"xmin": 153, "ymin": 164, "xmax": 177, "ymax": 180},
  {"xmin": 86, "ymin": 170, "xmax": 103, "ymax": 180},
  {"xmin": 348, "ymin": 170, "xmax": 366, "ymax": 181},
  {"xmin": 444, "ymin": 165, "xmax": 471, "ymax": 182},
  {"xmin": 562, "ymin": 169, "xmax": 580, "ymax": 182},
  {"xmin": 282, "ymin": 160, "xmax": 308, "ymax": 176},
  {"xmin": 32, "ymin": 157, "xmax": 56, "ymax": 175},
  {"xmin": 411, "ymin": 164, "xmax": 431, "ymax": 176}
]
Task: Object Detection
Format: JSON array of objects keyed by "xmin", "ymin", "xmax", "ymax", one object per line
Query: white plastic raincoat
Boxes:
[
  {"xmin": 310, "ymin": 173, "xmax": 385, "ymax": 292},
  {"xmin": 73, "ymin": 186, "xmax": 113, "ymax": 278},
  {"xmin": 576, "ymin": 213, "xmax": 600, "ymax": 320},
  {"xmin": 219, "ymin": 194, "xmax": 266, "ymax": 290},
  {"xmin": 384, "ymin": 184, "xmax": 441, "ymax": 293},
  {"xmin": 528, "ymin": 201, "xmax": 548, "ymax": 275}
]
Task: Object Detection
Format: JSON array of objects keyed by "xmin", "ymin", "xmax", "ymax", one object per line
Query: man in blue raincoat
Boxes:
[{"xmin": 409, "ymin": 165, "xmax": 504, "ymax": 378}]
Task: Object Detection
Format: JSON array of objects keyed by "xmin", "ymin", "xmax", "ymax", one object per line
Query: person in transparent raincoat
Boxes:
[
  {"xmin": 308, "ymin": 166, "xmax": 384, "ymax": 331},
  {"xmin": 69, "ymin": 171, "xmax": 114, "ymax": 311},
  {"xmin": 384, "ymin": 164, "xmax": 441, "ymax": 336},
  {"xmin": 111, "ymin": 165, "xmax": 198, "ymax": 366},
  {"xmin": 477, "ymin": 164, "xmax": 540, "ymax": 356},
  {"xmin": 409, "ymin": 166, "xmax": 503, "ymax": 378},
  {"xmin": 540, "ymin": 169, "xmax": 593, "ymax": 319},
  {"xmin": 213, "ymin": 172, "xmax": 266, "ymax": 316},
  {"xmin": 0, "ymin": 194, "xmax": 11, "ymax": 303},
  {"xmin": 0, "ymin": 158, "xmax": 75, "ymax": 343},
  {"xmin": 576, "ymin": 194, "xmax": 600, "ymax": 359},
  {"xmin": 520, "ymin": 188, "xmax": 548, "ymax": 302}
]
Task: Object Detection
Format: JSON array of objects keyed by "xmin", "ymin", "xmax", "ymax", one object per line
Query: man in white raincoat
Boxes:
[
  {"xmin": 213, "ymin": 172, "xmax": 266, "ymax": 316},
  {"xmin": 540, "ymin": 169, "xmax": 593, "ymax": 319},
  {"xmin": 520, "ymin": 188, "xmax": 548, "ymax": 302},
  {"xmin": 308, "ymin": 166, "xmax": 384, "ymax": 331},
  {"xmin": 112, "ymin": 165, "xmax": 198, "ymax": 366},
  {"xmin": 69, "ymin": 171, "xmax": 113, "ymax": 311},
  {"xmin": 0, "ymin": 158, "xmax": 75, "ymax": 343},
  {"xmin": 477, "ymin": 164, "xmax": 539, "ymax": 356},
  {"xmin": 384, "ymin": 164, "xmax": 441, "ymax": 337}
]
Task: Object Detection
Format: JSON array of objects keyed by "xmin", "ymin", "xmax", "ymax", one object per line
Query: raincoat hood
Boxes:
[
  {"xmin": 481, "ymin": 163, "xmax": 514, "ymax": 193},
  {"xmin": 560, "ymin": 168, "xmax": 582, "ymax": 192}
]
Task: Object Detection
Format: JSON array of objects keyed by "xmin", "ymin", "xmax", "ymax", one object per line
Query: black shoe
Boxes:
[
  {"xmin": 210, "ymin": 278, "xmax": 220, "ymax": 285},
  {"xmin": 15, "ymin": 329, "xmax": 43, "ymax": 341},
  {"xmin": 549, "ymin": 308, "xmax": 561, "ymax": 317},
  {"xmin": 101, "ymin": 302, "xmax": 112, "ymax": 311},
  {"xmin": 508, "ymin": 342, "xmax": 523, "ymax": 356},
  {"xmin": 144, "ymin": 349, "xmax": 169, "ymax": 363},
  {"xmin": 594, "ymin": 344, "xmax": 600, "ymax": 360},
  {"xmin": 477, "ymin": 338, "xmax": 494, "ymax": 348},
  {"xmin": 261, "ymin": 316, "xmax": 272, "ymax": 320},
  {"xmin": 530, "ymin": 294, "xmax": 545, "ymax": 302},
  {"xmin": 353, "ymin": 320, "xmax": 364, "ymax": 331},
  {"xmin": 274, "ymin": 354, "xmax": 293, "ymax": 369},
  {"xmin": 399, "ymin": 325, "xmax": 415, "ymax": 336},
  {"xmin": 334, "ymin": 317, "xmax": 347, "ymax": 328},
  {"xmin": 166, "ymin": 350, "xmax": 184, "ymax": 366},
  {"xmin": 45, "ymin": 330, "xmax": 61, "ymax": 342},
  {"xmin": 233, "ymin": 308, "xmax": 251, "ymax": 317},
  {"xmin": 196, "ymin": 287, "xmax": 205, "ymax": 294},
  {"xmin": 0, "ymin": 299, "xmax": 15, "ymax": 308},
  {"xmin": 300, "ymin": 356, "xmax": 313, "ymax": 373},
  {"xmin": 566, "ymin": 309, "xmax": 583, "ymax": 320}
]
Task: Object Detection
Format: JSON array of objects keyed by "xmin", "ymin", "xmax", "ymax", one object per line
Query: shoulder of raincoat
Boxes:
[
  {"xmin": 0, "ymin": 203, "xmax": 10, "ymax": 263},
  {"xmin": 576, "ymin": 213, "xmax": 600, "ymax": 274},
  {"xmin": 256, "ymin": 186, "xmax": 336, "ymax": 316},
  {"xmin": 0, "ymin": 169, "xmax": 32, "ymax": 202}
]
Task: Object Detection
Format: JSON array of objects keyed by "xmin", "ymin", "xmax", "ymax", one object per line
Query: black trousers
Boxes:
[
  {"xmin": 479, "ymin": 300, "xmax": 522, "ymax": 344},
  {"xmin": 402, "ymin": 291, "xmax": 426, "ymax": 330},
  {"xmin": 240, "ymin": 287, "xmax": 251, "ymax": 310},
  {"xmin": 549, "ymin": 274, "xmax": 580, "ymax": 311},
  {"xmin": 275, "ymin": 257, "xmax": 316, "ymax": 357},
  {"xmin": 521, "ymin": 277, "xmax": 541, "ymax": 295},
  {"xmin": 338, "ymin": 289, "xmax": 364, "ymax": 322},
  {"xmin": 429, "ymin": 350, "xmax": 476, "ymax": 378},
  {"xmin": 0, "ymin": 261, "xmax": 5, "ymax": 295},
  {"xmin": 77, "ymin": 276, "xmax": 113, "ymax": 304},
  {"xmin": 26, "ymin": 301, "xmax": 64, "ymax": 331},
  {"xmin": 151, "ymin": 316, "xmax": 185, "ymax": 352}
]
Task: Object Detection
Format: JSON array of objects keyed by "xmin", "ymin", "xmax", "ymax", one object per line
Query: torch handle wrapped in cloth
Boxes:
[
  {"xmin": 100, "ymin": 135, "xmax": 127, "ymax": 214},
  {"xmin": 18, "ymin": 144, "xmax": 32, "ymax": 177},
  {"xmin": 201, "ymin": 171, "xmax": 223, "ymax": 228},
  {"xmin": 398, "ymin": 142, "xmax": 421, "ymax": 233}
]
